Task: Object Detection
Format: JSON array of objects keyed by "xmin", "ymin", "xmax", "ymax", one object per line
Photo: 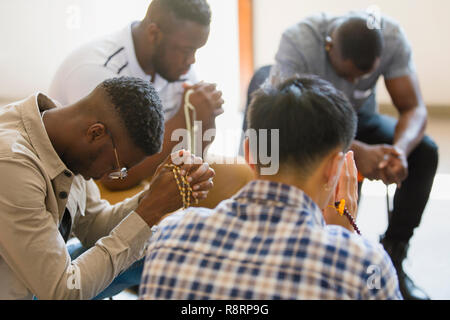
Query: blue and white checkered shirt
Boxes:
[{"xmin": 140, "ymin": 180, "xmax": 402, "ymax": 300}]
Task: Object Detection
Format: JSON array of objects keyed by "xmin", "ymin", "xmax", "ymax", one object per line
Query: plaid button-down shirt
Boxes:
[{"xmin": 140, "ymin": 180, "xmax": 402, "ymax": 300}]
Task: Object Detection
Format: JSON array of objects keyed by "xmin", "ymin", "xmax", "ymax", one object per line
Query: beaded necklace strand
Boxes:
[
  {"xmin": 164, "ymin": 163, "xmax": 199, "ymax": 209},
  {"xmin": 332, "ymin": 199, "xmax": 361, "ymax": 235}
]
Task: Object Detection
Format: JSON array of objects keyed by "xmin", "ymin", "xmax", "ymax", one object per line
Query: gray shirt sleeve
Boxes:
[
  {"xmin": 269, "ymin": 14, "xmax": 330, "ymax": 86},
  {"xmin": 270, "ymin": 30, "xmax": 310, "ymax": 86},
  {"xmin": 383, "ymin": 24, "xmax": 415, "ymax": 80}
]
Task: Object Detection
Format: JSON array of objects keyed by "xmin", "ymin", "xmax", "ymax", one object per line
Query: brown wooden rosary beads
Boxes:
[
  {"xmin": 164, "ymin": 164, "xmax": 199, "ymax": 209},
  {"xmin": 333, "ymin": 199, "xmax": 361, "ymax": 235}
]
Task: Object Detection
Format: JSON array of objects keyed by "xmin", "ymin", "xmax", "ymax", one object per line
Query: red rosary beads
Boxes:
[{"xmin": 333, "ymin": 199, "xmax": 361, "ymax": 236}]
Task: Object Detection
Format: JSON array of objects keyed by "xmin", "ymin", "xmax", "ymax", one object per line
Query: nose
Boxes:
[{"xmin": 186, "ymin": 51, "xmax": 196, "ymax": 66}]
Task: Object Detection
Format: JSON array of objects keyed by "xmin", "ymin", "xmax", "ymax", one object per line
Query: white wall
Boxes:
[
  {"xmin": 0, "ymin": 0, "xmax": 148, "ymax": 99},
  {"xmin": 0, "ymin": 0, "xmax": 241, "ymax": 156},
  {"xmin": 253, "ymin": 0, "xmax": 450, "ymax": 106}
]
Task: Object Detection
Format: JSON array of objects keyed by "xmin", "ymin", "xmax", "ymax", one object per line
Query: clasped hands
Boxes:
[
  {"xmin": 323, "ymin": 152, "xmax": 359, "ymax": 232},
  {"xmin": 136, "ymin": 150, "xmax": 215, "ymax": 227},
  {"xmin": 182, "ymin": 81, "xmax": 224, "ymax": 127},
  {"xmin": 357, "ymin": 144, "xmax": 408, "ymax": 188}
]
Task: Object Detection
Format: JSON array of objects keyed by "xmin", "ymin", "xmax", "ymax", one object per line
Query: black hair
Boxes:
[
  {"xmin": 101, "ymin": 77, "xmax": 164, "ymax": 156},
  {"xmin": 247, "ymin": 75, "xmax": 357, "ymax": 175},
  {"xmin": 149, "ymin": 0, "xmax": 211, "ymax": 27},
  {"xmin": 336, "ymin": 16, "xmax": 384, "ymax": 72}
]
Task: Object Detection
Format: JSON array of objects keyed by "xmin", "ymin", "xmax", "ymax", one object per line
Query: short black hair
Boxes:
[
  {"xmin": 149, "ymin": 0, "xmax": 211, "ymax": 27},
  {"xmin": 101, "ymin": 77, "xmax": 164, "ymax": 156},
  {"xmin": 247, "ymin": 75, "xmax": 357, "ymax": 175},
  {"xmin": 336, "ymin": 16, "xmax": 384, "ymax": 72}
]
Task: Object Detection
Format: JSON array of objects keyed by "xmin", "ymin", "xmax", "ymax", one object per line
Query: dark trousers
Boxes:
[{"xmin": 356, "ymin": 112, "xmax": 439, "ymax": 243}]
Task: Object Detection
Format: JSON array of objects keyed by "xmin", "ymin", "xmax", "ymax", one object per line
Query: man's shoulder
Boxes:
[
  {"xmin": 283, "ymin": 12, "xmax": 329, "ymax": 42},
  {"xmin": 56, "ymin": 26, "xmax": 129, "ymax": 74},
  {"xmin": 158, "ymin": 207, "xmax": 216, "ymax": 233},
  {"xmin": 49, "ymin": 26, "xmax": 132, "ymax": 104},
  {"xmin": 380, "ymin": 14, "xmax": 406, "ymax": 42},
  {"xmin": 0, "ymin": 132, "xmax": 46, "ymax": 190},
  {"xmin": 0, "ymin": 104, "xmax": 32, "ymax": 158},
  {"xmin": 323, "ymin": 225, "xmax": 390, "ymax": 265},
  {"xmin": 278, "ymin": 13, "xmax": 331, "ymax": 69}
]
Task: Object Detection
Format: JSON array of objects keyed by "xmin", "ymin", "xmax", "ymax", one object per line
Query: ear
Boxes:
[
  {"xmin": 244, "ymin": 137, "xmax": 257, "ymax": 173},
  {"xmin": 324, "ymin": 150, "xmax": 345, "ymax": 191},
  {"xmin": 325, "ymin": 36, "xmax": 333, "ymax": 52},
  {"xmin": 147, "ymin": 22, "xmax": 162, "ymax": 44},
  {"xmin": 86, "ymin": 123, "xmax": 108, "ymax": 143}
]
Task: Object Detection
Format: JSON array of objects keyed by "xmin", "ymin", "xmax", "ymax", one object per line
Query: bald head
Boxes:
[{"xmin": 334, "ymin": 15, "xmax": 384, "ymax": 72}]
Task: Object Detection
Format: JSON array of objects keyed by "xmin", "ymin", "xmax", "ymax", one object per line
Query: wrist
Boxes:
[
  {"xmin": 135, "ymin": 206, "xmax": 164, "ymax": 228},
  {"xmin": 392, "ymin": 143, "xmax": 407, "ymax": 157},
  {"xmin": 350, "ymin": 141, "xmax": 367, "ymax": 164}
]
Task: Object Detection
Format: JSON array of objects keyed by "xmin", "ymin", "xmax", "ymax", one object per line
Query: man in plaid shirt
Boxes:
[{"xmin": 139, "ymin": 75, "xmax": 402, "ymax": 300}]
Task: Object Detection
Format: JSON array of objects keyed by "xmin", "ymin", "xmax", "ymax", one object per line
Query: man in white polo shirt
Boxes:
[{"xmin": 49, "ymin": 0, "xmax": 224, "ymax": 191}]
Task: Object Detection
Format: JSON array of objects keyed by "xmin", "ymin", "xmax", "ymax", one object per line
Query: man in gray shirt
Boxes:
[{"xmin": 269, "ymin": 12, "xmax": 438, "ymax": 300}]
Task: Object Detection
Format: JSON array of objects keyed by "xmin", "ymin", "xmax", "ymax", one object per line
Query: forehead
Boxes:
[{"xmin": 164, "ymin": 20, "xmax": 210, "ymax": 48}]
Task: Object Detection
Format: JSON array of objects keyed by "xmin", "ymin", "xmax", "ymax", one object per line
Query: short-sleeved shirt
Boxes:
[
  {"xmin": 49, "ymin": 22, "xmax": 197, "ymax": 120},
  {"xmin": 270, "ymin": 12, "xmax": 415, "ymax": 116},
  {"xmin": 139, "ymin": 180, "xmax": 402, "ymax": 300}
]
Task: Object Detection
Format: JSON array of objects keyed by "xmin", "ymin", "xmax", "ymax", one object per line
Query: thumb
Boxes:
[
  {"xmin": 183, "ymin": 80, "xmax": 204, "ymax": 90},
  {"xmin": 182, "ymin": 82, "xmax": 194, "ymax": 90},
  {"xmin": 378, "ymin": 153, "xmax": 389, "ymax": 169}
]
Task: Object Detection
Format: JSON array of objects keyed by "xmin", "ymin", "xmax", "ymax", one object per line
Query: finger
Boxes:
[
  {"xmin": 378, "ymin": 153, "xmax": 390, "ymax": 169},
  {"xmin": 192, "ymin": 166, "xmax": 215, "ymax": 186},
  {"xmin": 336, "ymin": 152, "xmax": 360, "ymax": 215},
  {"xmin": 385, "ymin": 161, "xmax": 405, "ymax": 184},
  {"xmin": 212, "ymin": 90, "xmax": 223, "ymax": 100},
  {"xmin": 187, "ymin": 162, "xmax": 210, "ymax": 183},
  {"xmin": 391, "ymin": 169, "xmax": 406, "ymax": 187},
  {"xmin": 213, "ymin": 107, "xmax": 225, "ymax": 117},
  {"xmin": 170, "ymin": 149, "xmax": 189, "ymax": 167},
  {"xmin": 390, "ymin": 147, "xmax": 402, "ymax": 157},
  {"xmin": 182, "ymin": 82, "xmax": 193, "ymax": 90},
  {"xmin": 378, "ymin": 160, "xmax": 388, "ymax": 170},
  {"xmin": 390, "ymin": 158, "xmax": 408, "ymax": 180},
  {"xmin": 381, "ymin": 144, "xmax": 395, "ymax": 152},
  {"xmin": 215, "ymin": 98, "xmax": 225, "ymax": 108},
  {"xmin": 192, "ymin": 178, "xmax": 214, "ymax": 192},
  {"xmin": 184, "ymin": 81, "xmax": 204, "ymax": 89},
  {"xmin": 334, "ymin": 160, "xmax": 348, "ymax": 210},
  {"xmin": 383, "ymin": 146, "xmax": 402, "ymax": 160},
  {"xmin": 204, "ymin": 83, "xmax": 217, "ymax": 91},
  {"xmin": 347, "ymin": 151, "xmax": 359, "ymax": 202},
  {"xmin": 192, "ymin": 190, "xmax": 209, "ymax": 200},
  {"xmin": 378, "ymin": 168, "xmax": 389, "ymax": 185},
  {"xmin": 381, "ymin": 167, "xmax": 397, "ymax": 185},
  {"xmin": 178, "ymin": 151, "xmax": 197, "ymax": 175}
]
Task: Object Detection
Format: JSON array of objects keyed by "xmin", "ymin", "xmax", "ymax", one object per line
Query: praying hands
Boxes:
[{"xmin": 135, "ymin": 150, "xmax": 215, "ymax": 227}]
